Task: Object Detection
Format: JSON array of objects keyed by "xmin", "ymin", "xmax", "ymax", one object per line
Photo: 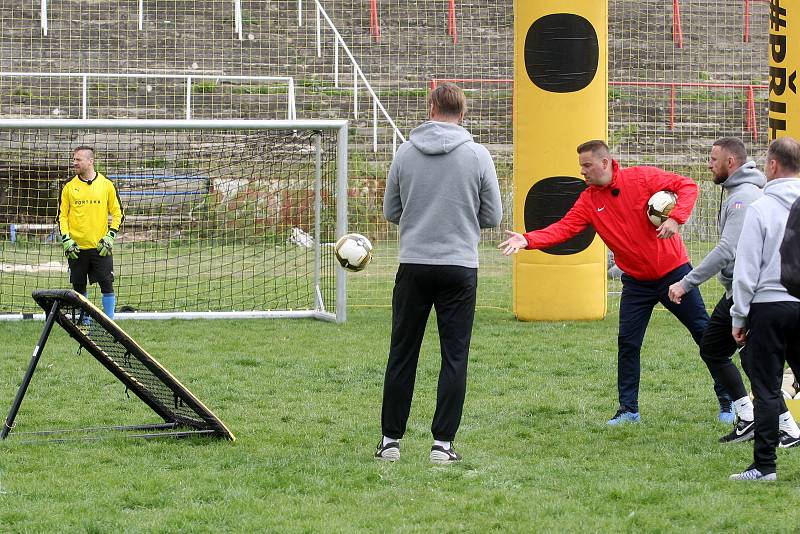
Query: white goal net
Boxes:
[{"xmin": 0, "ymin": 119, "xmax": 348, "ymax": 321}]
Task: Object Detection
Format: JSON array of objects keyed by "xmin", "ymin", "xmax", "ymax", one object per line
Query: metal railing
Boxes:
[
  {"xmin": 674, "ymin": 0, "xmax": 771, "ymax": 46},
  {"xmin": 302, "ymin": 0, "xmax": 407, "ymax": 154},
  {"xmin": 0, "ymin": 72, "xmax": 297, "ymax": 121},
  {"xmin": 39, "ymin": 0, "xmax": 246, "ymax": 39},
  {"xmin": 431, "ymin": 77, "xmax": 768, "ymax": 141},
  {"xmin": 608, "ymin": 80, "xmax": 767, "ymax": 140}
]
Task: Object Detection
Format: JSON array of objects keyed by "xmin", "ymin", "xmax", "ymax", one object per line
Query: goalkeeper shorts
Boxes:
[{"xmin": 68, "ymin": 249, "xmax": 114, "ymax": 287}]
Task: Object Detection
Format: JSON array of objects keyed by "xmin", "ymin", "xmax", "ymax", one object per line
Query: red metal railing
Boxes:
[
  {"xmin": 609, "ymin": 81, "xmax": 767, "ymax": 140},
  {"xmin": 673, "ymin": 0, "xmax": 684, "ymax": 48},
  {"xmin": 743, "ymin": 0, "xmax": 770, "ymax": 42},
  {"xmin": 430, "ymin": 78, "xmax": 767, "ymax": 141},
  {"xmin": 373, "ymin": 0, "xmax": 765, "ymax": 48},
  {"xmin": 675, "ymin": 0, "xmax": 771, "ymax": 46},
  {"xmin": 447, "ymin": 0, "xmax": 458, "ymax": 44},
  {"xmin": 369, "ymin": 0, "xmax": 380, "ymax": 42},
  {"xmin": 369, "ymin": 1, "xmax": 456, "ymax": 44}
]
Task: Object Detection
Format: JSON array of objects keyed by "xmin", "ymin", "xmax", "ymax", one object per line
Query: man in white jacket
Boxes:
[{"xmin": 730, "ymin": 137, "xmax": 800, "ymax": 481}]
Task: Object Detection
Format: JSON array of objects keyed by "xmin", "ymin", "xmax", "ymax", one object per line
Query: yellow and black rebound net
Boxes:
[{"xmin": 2, "ymin": 289, "xmax": 235, "ymax": 442}]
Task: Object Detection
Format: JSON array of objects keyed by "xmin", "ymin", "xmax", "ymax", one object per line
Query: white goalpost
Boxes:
[{"xmin": 0, "ymin": 119, "xmax": 349, "ymax": 323}]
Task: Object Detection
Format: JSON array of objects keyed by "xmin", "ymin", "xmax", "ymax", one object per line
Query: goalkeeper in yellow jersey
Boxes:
[{"xmin": 57, "ymin": 146, "xmax": 124, "ymax": 319}]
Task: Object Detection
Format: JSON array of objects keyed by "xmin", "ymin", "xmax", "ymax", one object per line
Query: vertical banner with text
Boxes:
[{"xmin": 769, "ymin": 0, "xmax": 799, "ymax": 140}]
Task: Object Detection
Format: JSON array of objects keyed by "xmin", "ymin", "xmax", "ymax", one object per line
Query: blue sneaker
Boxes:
[
  {"xmin": 719, "ymin": 401, "xmax": 735, "ymax": 424},
  {"xmin": 607, "ymin": 409, "xmax": 641, "ymax": 426}
]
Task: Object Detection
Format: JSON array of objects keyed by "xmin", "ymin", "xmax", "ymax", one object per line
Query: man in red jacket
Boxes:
[{"xmin": 500, "ymin": 140, "xmax": 730, "ymax": 424}]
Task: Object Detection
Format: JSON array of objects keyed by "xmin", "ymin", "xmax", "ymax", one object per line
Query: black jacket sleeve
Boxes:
[{"xmin": 780, "ymin": 197, "xmax": 800, "ymax": 299}]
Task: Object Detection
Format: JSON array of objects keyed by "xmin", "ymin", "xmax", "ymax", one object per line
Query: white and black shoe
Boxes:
[
  {"xmin": 430, "ymin": 444, "xmax": 461, "ymax": 464},
  {"xmin": 729, "ymin": 465, "xmax": 776, "ymax": 481},
  {"xmin": 374, "ymin": 439, "xmax": 400, "ymax": 461},
  {"xmin": 778, "ymin": 430, "xmax": 800, "ymax": 448},
  {"xmin": 719, "ymin": 418, "xmax": 755, "ymax": 443}
]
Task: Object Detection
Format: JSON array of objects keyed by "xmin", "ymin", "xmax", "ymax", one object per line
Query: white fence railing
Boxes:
[
  {"xmin": 33, "ymin": 0, "xmax": 404, "ymax": 151},
  {"xmin": 0, "ymin": 72, "xmax": 297, "ymax": 121},
  {"xmin": 302, "ymin": 0, "xmax": 406, "ymax": 154},
  {"xmin": 39, "ymin": 0, "xmax": 247, "ymax": 40}
]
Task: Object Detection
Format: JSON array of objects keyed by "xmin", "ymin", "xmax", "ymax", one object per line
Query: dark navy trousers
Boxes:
[{"xmin": 618, "ymin": 263, "xmax": 730, "ymax": 413}]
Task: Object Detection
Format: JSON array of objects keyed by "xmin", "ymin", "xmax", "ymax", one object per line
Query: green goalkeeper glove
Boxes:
[
  {"xmin": 61, "ymin": 234, "xmax": 79, "ymax": 260},
  {"xmin": 97, "ymin": 229, "xmax": 117, "ymax": 257}
]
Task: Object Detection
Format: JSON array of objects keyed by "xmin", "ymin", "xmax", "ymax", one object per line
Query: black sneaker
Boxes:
[
  {"xmin": 719, "ymin": 418, "xmax": 755, "ymax": 443},
  {"xmin": 779, "ymin": 430, "xmax": 800, "ymax": 448},
  {"xmin": 429, "ymin": 444, "xmax": 461, "ymax": 464},
  {"xmin": 374, "ymin": 439, "xmax": 400, "ymax": 461}
]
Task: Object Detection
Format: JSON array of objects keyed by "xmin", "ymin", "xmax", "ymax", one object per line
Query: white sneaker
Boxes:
[
  {"xmin": 374, "ymin": 439, "xmax": 400, "ymax": 461},
  {"xmin": 729, "ymin": 467, "xmax": 776, "ymax": 481},
  {"xmin": 429, "ymin": 444, "xmax": 461, "ymax": 464}
]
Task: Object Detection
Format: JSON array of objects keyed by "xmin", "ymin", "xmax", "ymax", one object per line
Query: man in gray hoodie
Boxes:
[
  {"xmin": 668, "ymin": 138, "xmax": 800, "ymax": 445},
  {"xmin": 375, "ymin": 83, "xmax": 503, "ymax": 464},
  {"xmin": 729, "ymin": 137, "xmax": 800, "ymax": 481}
]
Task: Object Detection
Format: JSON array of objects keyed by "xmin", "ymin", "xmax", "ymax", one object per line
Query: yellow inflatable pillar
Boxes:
[
  {"xmin": 769, "ymin": 0, "xmax": 800, "ymax": 140},
  {"xmin": 512, "ymin": 1, "xmax": 608, "ymax": 320}
]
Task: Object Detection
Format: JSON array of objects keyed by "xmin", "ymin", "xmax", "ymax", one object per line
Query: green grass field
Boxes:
[{"xmin": 2, "ymin": 307, "xmax": 800, "ymax": 532}]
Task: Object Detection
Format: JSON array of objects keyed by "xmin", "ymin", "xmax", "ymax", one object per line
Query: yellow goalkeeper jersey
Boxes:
[{"xmin": 58, "ymin": 173, "xmax": 124, "ymax": 249}]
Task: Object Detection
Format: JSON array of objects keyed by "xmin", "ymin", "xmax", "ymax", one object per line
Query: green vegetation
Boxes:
[
  {"xmin": 681, "ymin": 90, "xmax": 745, "ymax": 103},
  {"xmin": 296, "ymin": 78, "xmax": 327, "ymax": 89},
  {"xmin": 193, "ymin": 81, "xmax": 218, "ymax": 94},
  {"xmin": 293, "ymin": 79, "xmax": 514, "ymax": 103},
  {"xmin": 609, "ymin": 124, "xmax": 640, "ymax": 147},
  {"xmin": 1, "ymin": 306, "xmax": 797, "ymax": 531},
  {"xmin": 138, "ymin": 157, "xmax": 169, "ymax": 169},
  {"xmin": 376, "ymin": 88, "xmax": 430, "ymax": 98},
  {"xmin": 11, "ymin": 86, "xmax": 32, "ymax": 98},
  {"xmin": 314, "ymin": 87, "xmax": 354, "ymax": 97},
  {"xmin": 231, "ymin": 85, "xmax": 289, "ymax": 95}
]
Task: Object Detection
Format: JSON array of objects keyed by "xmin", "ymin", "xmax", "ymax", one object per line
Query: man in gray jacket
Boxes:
[
  {"xmin": 668, "ymin": 138, "xmax": 800, "ymax": 445},
  {"xmin": 729, "ymin": 136, "xmax": 800, "ymax": 481},
  {"xmin": 375, "ymin": 83, "xmax": 503, "ymax": 464}
]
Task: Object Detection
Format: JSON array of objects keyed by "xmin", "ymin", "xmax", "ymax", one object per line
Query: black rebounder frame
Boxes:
[{"xmin": 1, "ymin": 289, "xmax": 235, "ymax": 442}]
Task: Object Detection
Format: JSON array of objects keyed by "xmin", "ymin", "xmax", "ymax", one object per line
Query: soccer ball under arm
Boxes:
[{"xmin": 646, "ymin": 191, "xmax": 677, "ymax": 226}]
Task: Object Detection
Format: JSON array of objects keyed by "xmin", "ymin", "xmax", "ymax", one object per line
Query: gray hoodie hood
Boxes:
[
  {"xmin": 409, "ymin": 121, "xmax": 473, "ymax": 155},
  {"xmin": 680, "ymin": 160, "xmax": 766, "ymax": 295},
  {"xmin": 731, "ymin": 177, "xmax": 800, "ymax": 327},
  {"xmin": 722, "ymin": 160, "xmax": 766, "ymax": 190},
  {"xmin": 764, "ymin": 177, "xmax": 800, "ymax": 209}
]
